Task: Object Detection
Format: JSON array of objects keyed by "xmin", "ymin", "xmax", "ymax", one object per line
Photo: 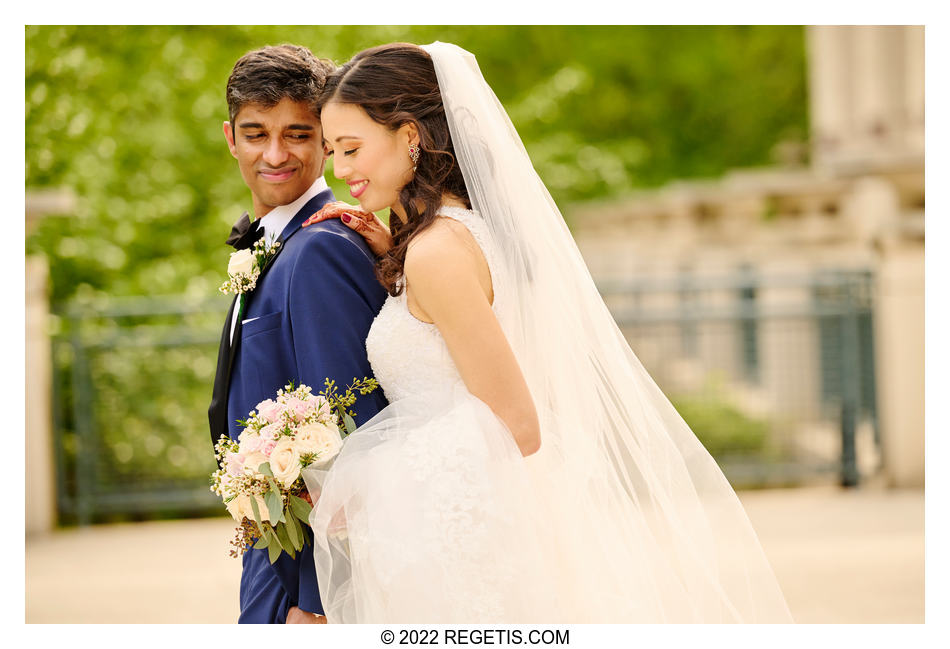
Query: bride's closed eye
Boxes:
[{"xmin": 322, "ymin": 148, "xmax": 358, "ymax": 156}]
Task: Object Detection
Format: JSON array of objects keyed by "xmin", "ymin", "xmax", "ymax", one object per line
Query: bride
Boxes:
[{"xmin": 302, "ymin": 41, "xmax": 793, "ymax": 623}]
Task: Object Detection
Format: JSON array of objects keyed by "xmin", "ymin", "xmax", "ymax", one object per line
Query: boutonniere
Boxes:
[{"xmin": 219, "ymin": 236, "xmax": 281, "ymax": 296}]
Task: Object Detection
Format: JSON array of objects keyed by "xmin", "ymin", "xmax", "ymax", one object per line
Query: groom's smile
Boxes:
[
  {"xmin": 259, "ymin": 165, "xmax": 299, "ymax": 183},
  {"xmin": 224, "ymin": 97, "xmax": 325, "ymax": 218}
]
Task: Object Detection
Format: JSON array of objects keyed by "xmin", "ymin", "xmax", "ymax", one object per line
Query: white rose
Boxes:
[
  {"xmin": 227, "ymin": 249, "xmax": 256, "ymax": 276},
  {"xmin": 295, "ymin": 422, "xmax": 343, "ymax": 468},
  {"xmin": 269, "ymin": 437, "xmax": 302, "ymax": 488},
  {"xmin": 243, "ymin": 451, "xmax": 267, "ymax": 473},
  {"xmin": 225, "ymin": 494, "xmax": 272, "ymax": 523}
]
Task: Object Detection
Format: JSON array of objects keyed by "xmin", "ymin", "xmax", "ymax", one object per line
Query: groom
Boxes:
[{"xmin": 208, "ymin": 45, "xmax": 388, "ymax": 624}]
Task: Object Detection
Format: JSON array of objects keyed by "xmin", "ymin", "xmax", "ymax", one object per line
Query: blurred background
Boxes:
[{"xmin": 25, "ymin": 25, "xmax": 924, "ymax": 623}]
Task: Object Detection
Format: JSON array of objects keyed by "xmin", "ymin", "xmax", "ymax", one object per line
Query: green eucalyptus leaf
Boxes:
[
  {"xmin": 258, "ymin": 462, "xmax": 273, "ymax": 478},
  {"xmin": 289, "ymin": 494, "xmax": 313, "ymax": 522},
  {"xmin": 248, "ymin": 496, "xmax": 265, "ymax": 535},
  {"xmin": 285, "ymin": 510, "xmax": 300, "ymax": 549},
  {"xmin": 290, "ymin": 508, "xmax": 312, "ymax": 548},
  {"xmin": 264, "ymin": 490, "xmax": 282, "ymax": 523},
  {"xmin": 343, "ymin": 413, "xmax": 356, "ymax": 434},
  {"xmin": 291, "ymin": 511, "xmax": 306, "ymax": 551},
  {"xmin": 266, "ymin": 531, "xmax": 281, "ymax": 564},
  {"xmin": 274, "ymin": 522, "xmax": 295, "ymax": 558}
]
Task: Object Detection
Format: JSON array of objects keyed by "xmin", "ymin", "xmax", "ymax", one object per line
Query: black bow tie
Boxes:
[{"xmin": 226, "ymin": 211, "xmax": 265, "ymax": 250}]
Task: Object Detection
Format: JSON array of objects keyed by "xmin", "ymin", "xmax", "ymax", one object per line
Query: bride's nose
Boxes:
[{"xmin": 332, "ymin": 158, "xmax": 350, "ymax": 180}]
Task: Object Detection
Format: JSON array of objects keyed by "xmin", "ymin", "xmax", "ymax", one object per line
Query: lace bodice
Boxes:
[{"xmin": 365, "ymin": 207, "xmax": 502, "ymax": 402}]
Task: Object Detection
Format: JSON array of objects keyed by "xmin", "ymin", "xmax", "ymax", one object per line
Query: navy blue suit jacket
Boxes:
[{"xmin": 209, "ymin": 189, "xmax": 388, "ymax": 623}]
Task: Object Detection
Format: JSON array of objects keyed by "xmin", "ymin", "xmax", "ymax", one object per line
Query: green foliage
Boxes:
[
  {"xmin": 670, "ymin": 395, "xmax": 769, "ymax": 457},
  {"xmin": 289, "ymin": 494, "xmax": 313, "ymax": 521},
  {"xmin": 28, "ymin": 27, "xmax": 807, "ymax": 518},
  {"xmin": 26, "ymin": 25, "xmax": 807, "ymax": 306},
  {"xmin": 318, "ymin": 376, "xmax": 379, "ymax": 435},
  {"xmin": 246, "ymin": 496, "xmax": 314, "ymax": 563}
]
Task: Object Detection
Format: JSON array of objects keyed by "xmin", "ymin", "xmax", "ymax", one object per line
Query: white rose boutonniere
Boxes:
[
  {"xmin": 227, "ymin": 249, "xmax": 256, "ymax": 276},
  {"xmin": 219, "ymin": 235, "xmax": 281, "ymax": 296}
]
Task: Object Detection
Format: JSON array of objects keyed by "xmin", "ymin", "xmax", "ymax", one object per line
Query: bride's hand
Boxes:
[{"xmin": 303, "ymin": 201, "xmax": 393, "ymax": 257}]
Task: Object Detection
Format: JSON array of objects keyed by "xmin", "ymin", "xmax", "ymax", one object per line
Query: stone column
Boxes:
[
  {"xmin": 873, "ymin": 244, "xmax": 924, "ymax": 487},
  {"xmin": 26, "ymin": 189, "xmax": 75, "ymax": 534},
  {"xmin": 807, "ymin": 25, "xmax": 855, "ymax": 166},
  {"xmin": 871, "ymin": 224, "xmax": 925, "ymax": 488},
  {"xmin": 25, "ymin": 255, "xmax": 56, "ymax": 534}
]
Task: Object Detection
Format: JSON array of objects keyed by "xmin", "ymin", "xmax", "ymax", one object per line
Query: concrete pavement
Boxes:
[
  {"xmin": 739, "ymin": 485, "xmax": 923, "ymax": 623},
  {"xmin": 25, "ymin": 485, "xmax": 924, "ymax": 623}
]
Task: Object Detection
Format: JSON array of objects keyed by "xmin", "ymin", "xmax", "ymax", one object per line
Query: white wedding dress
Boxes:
[
  {"xmin": 304, "ymin": 42, "xmax": 792, "ymax": 624},
  {"xmin": 305, "ymin": 207, "xmax": 563, "ymax": 622},
  {"xmin": 305, "ymin": 205, "xmax": 792, "ymax": 623}
]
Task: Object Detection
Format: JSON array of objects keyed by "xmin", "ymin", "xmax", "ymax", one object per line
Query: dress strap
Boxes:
[
  {"xmin": 435, "ymin": 205, "xmax": 502, "ymax": 313},
  {"xmin": 435, "ymin": 206, "xmax": 493, "ymax": 267}
]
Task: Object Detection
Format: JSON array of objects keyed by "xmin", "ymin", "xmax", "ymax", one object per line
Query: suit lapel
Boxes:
[
  {"xmin": 209, "ymin": 294, "xmax": 239, "ymax": 448},
  {"xmin": 278, "ymin": 187, "xmax": 336, "ymax": 245},
  {"xmin": 209, "ymin": 187, "xmax": 336, "ymax": 447},
  {"xmin": 241, "ymin": 188, "xmax": 335, "ymax": 312}
]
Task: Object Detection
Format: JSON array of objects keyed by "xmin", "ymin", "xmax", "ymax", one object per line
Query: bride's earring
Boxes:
[{"xmin": 408, "ymin": 143, "xmax": 420, "ymax": 171}]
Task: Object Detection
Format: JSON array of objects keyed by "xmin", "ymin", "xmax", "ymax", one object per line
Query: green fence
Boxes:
[
  {"xmin": 52, "ymin": 296, "xmax": 230, "ymax": 525},
  {"xmin": 598, "ymin": 268, "xmax": 878, "ymax": 487},
  {"xmin": 51, "ymin": 268, "xmax": 877, "ymax": 524}
]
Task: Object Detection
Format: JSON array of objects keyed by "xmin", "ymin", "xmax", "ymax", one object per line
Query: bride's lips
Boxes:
[
  {"xmin": 348, "ymin": 179, "xmax": 369, "ymax": 199},
  {"xmin": 258, "ymin": 167, "xmax": 297, "ymax": 183}
]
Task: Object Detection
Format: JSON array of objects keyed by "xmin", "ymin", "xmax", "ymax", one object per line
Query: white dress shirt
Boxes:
[{"xmin": 230, "ymin": 176, "xmax": 330, "ymax": 343}]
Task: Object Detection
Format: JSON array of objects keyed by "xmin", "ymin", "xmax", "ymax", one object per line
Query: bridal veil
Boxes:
[{"xmin": 417, "ymin": 41, "xmax": 793, "ymax": 623}]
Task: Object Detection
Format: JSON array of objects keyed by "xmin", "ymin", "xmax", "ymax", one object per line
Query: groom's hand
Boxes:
[{"xmin": 287, "ymin": 606, "xmax": 327, "ymax": 624}]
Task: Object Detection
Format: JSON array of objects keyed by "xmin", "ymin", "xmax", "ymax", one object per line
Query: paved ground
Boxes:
[
  {"xmin": 737, "ymin": 485, "xmax": 924, "ymax": 623},
  {"xmin": 24, "ymin": 485, "xmax": 924, "ymax": 624}
]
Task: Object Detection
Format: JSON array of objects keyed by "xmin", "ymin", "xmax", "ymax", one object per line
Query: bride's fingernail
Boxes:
[{"xmin": 341, "ymin": 213, "xmax": 352, "ymax": 224}]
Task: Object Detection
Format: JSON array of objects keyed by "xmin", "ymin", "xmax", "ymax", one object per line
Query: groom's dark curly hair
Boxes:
[{"xmin": 226, "ymin": 44, "xmax": 336, "ymax": 125}]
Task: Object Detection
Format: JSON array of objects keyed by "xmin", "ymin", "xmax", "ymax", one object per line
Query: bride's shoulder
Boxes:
[
  {"xmin": 408, "ymin": 212, "xmax": 479, "ymax": 258},
  {"xmin": 405, "ymin": 213, "xmax": 485, "ymax": 284}
]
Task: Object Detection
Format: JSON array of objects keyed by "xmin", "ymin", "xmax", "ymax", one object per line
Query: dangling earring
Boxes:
[{"xmin": 408, "ymin": 143, "xmax": 420, "ymax": 171}]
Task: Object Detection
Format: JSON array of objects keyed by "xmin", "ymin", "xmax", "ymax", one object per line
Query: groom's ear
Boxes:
[{"xmin": 223, "ymin": 120, "xmax": 238, "ymax": 159}]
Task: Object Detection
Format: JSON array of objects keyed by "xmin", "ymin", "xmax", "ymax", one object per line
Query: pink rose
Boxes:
[
  {"xmin": 238, "ymin": 433, "xmax": 263, "ymax": 455},
  {"xmin": 259, "ymin": 439, "xmax": 277, "ymax": 457},
  {"xmin": 225, "ymin": 452, "xmax": 245, "ymax": 477},
  {"xmin": 256, "ymin": 399, "xmax": 280, "ymax": 423},
  {"xmin": 285, "ymin": 397, "xmax": 309, "ymax": 421},
  {"xmin": 259, "ymin": 423, "xmax": 281, "ymax": 441}
]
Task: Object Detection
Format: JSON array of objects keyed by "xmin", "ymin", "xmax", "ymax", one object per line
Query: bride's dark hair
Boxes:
[{"xmin": 318, "ymin": 42, "xmax": 470, "ymax": 296}]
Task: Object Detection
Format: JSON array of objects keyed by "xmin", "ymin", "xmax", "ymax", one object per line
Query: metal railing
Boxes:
[
  {"xmin": 597, "ymin": 268, "xmax": 878, "ymax": 487},
  {"xmin": 52, "ymin": 295, "xmax": 231, "ymax": 525},
  {"xmin": 50, "ymin": 268, "xmax": 877, "ymax": 524}
]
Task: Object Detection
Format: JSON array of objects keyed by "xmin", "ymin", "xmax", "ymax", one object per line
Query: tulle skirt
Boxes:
[{"xmin": 303, "ymin": 385, "xmax": 792, "ymax": 623}]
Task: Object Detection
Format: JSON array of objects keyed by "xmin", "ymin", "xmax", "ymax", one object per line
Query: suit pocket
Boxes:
[{"xmin": 241, "ymin": 310, "xmax": 283, "ymax": 339}]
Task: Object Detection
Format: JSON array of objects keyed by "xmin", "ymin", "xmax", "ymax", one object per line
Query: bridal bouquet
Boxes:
[{"xmin": 210, "ymin": 377, "xmax": 378, "ymax": 562}]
